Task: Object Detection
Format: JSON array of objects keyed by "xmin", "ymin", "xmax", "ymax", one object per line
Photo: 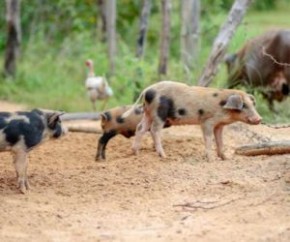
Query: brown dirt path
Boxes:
[{"xmin": 0, "ymin": 101, "xmax": 289, "ymax": 242}]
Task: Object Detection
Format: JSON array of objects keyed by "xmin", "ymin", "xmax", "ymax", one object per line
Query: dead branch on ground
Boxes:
[
  {"xmin": 235, "ymin": 140, "xmax": 290, "ymax": 156},
  {"xmin": 67, "ymin": 126, "xmax": 102, "ymax": 134},
  {"xmin": 61, "ymin": 112, "xmax": 101, "ymax": 121}
]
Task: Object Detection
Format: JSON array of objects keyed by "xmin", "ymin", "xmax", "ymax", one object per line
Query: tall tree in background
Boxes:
[
  {"xmin": 97, "ymin": 0, "xmax": 106, "ymax": 42},
  {"xmin": 158, "ymin": 0, "xmax": 171, "ymax": 75},
  {"xmin": 180, "ymin": 0, "xmax": 200, "ymax": 71},
  {"xmin": 133, "ymin": 0, "xmax": 152, "ymax": 100},
  {"xmin": 4, "ymin": 0, "xmax": 21, "ymax": 78},
  {"xmin": 136, "ymin": 0, "xmax": 152, "ymax": 58},
  {"xmin": 106, "ymin": 0, "xmax": 116, "ymax": 76},
  {"xmin": 198, "ymin": 0, "xmax": 253, "ymax": 87}
]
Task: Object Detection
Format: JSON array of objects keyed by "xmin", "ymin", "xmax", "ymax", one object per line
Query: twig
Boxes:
[
  {"xmin": 262, "ymin": 46, "xmax": 290, "ymax": 67},
  {"xmin": 173, "ymin": 197, "xmax": 243, "ymax": 211}
]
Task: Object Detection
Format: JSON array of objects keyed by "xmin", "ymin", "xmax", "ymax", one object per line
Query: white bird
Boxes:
[{"xmin": 85, "ymin": 59, "xmax": 113, "ymax": 111}]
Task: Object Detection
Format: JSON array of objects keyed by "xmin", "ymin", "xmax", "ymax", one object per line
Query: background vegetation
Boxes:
[{"xmin": 0, "ymin": 0, "xmax": 290, "ymax": 123}]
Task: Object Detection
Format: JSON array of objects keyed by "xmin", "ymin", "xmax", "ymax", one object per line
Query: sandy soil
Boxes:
[{"xmin": 0, "ymin": 101, "xmax": 290, "ymax": 242}]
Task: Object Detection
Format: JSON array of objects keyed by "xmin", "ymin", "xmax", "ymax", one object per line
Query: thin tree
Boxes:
[
  {"xmin": 158, "ymin": 0, "xmax": 171, "ymax": 75},
  {"xmin": 96, "ymin": 0, "xmax": 106, "ymax": 42},
  {"xmin": 198, "ymin": 0, "xmax": 253, "ymax": 87},
  {"xmin": 133, "ymin": 0, "xmax": 152, "ymax": 100},
  {"xmin": 180, "ymin": 0, "xmax": 200, "ymax": 71},
  {"xmin": 4, "ymin": 0, "xmax": 21, "ymax": 78},
  {"xmin": 106, "ymin": 0, "xmax": 116, "ymax": 76},
  {"xmin": 136, "ymin": 0, "xmax": 152, "ymax": 58}
]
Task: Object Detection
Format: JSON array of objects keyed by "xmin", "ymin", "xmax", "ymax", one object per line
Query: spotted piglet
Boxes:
[
  {"xmin": 96, "ymin": 105, "xmax": 172, "ymax": 161},
  {"xmin": 122, "ymin": 81, "xmax": 262, "ymax": 161},
  {"xmin": 96, "ymin": 105, "xmax": 144, "ymax": 160},
  {"xmin": 0, "ymin": 109, "xmax": 66, "ymax": 193}
]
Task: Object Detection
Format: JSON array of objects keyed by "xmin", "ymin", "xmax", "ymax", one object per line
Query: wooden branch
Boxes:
[
  {"xmin": 262, "ymin": 46, "xmax": 290, "ymax": 67},
  {"xmin": 173, "ymin": 197, "xmax": 243, "ymax": 211},
  {"xmin": 198, "ymin": 0, "xmax": 253, "ymax": 86},
  {"xmin": 67, "ymin": 126, "xmax": 102, "ymax": 134},
  {"xmin": 235, "ymin": 140, "xmax": 290, "ymax": 156},
  {"xmin": 61, "ymin": 112, "xmax": 101, "ymax": 121}
]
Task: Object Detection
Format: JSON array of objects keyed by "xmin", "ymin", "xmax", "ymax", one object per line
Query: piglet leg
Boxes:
[
  {"xmin": 132, "ymin": 115, "xmax": 151, "ymax": 155},
  {"xmin": 151, "ymin": 120, "xmax": 166, "ymax": 158},
  {"xmin": 96, "ymin": 131, "xmax": 117, "ymax": 161},
  {"xmin": 201, "ymin": 121, "xmax": 215, "ymax": 162},
  {"xmin": 214, "ymin": 125, "xmax": 226, "ymax": 160},
  {"xmin": 13, "ymin": 151, "xmax": 30, "ymax": 194}
]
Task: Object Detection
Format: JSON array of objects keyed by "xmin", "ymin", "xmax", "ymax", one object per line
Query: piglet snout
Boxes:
[{"xmin": 248, "ymin": 116, "xmax": 262, "ymax": 125}]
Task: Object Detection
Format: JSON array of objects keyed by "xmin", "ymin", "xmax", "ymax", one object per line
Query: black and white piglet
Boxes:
[{"xmin": 0, "ymin": 109, "xmax": 66, "ymax": 193}]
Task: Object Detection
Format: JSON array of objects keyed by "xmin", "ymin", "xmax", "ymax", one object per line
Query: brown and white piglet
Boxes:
[
  {"xmin": 96, "ymin": 105, "xmax": 144, "ymax": 160},
  {"xmin": 96, "ymin": 105, "xmax": 171, "ymax": 160},
  {"xmin": 122, "ymin": 81, "xmax": 262, "ymax": 161}
]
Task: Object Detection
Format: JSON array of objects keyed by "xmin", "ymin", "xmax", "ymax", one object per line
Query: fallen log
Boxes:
[
  {"xmin": 235, "ymin": 140, "xmax": 290, "ymax": 156},
  {"xmin": 61, "ymin": 112, "xmax": 101, "ymax": 121},
  {"xmin": 67, "ymin": 126, "xmax": 102, "ymax": 134}
]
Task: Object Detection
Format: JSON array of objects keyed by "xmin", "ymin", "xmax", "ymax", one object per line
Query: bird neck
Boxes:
[{"xmin": 87, "ymin": 68, "xmax": 95, "ymax": 77}]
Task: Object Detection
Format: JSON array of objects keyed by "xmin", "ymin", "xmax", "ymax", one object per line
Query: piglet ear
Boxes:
[
  {"xmin": 100, "ymin": 112, "xmax": 111, "ymax": 122},
  {"xmin": 223, "ymin": 94, "xmax": 243, "ymax": 111},
  {"xmin": 248, "ymin": 94, "xmax": 256, "ymax": 106},
  {"xmin": 100, "ymin": 113, "xmax": 107, "ymax": 121},
  {"xmin": 47, "ymin": 112, "xmax": 65, "ymax": 127}
]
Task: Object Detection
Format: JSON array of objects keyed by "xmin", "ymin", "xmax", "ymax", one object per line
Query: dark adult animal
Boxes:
[
  {"xmin": 122, "ymin": 81, "xmax": 262, "ymax": 161},
  {"xmin": 225, "ymin": 29, "xmax": 290, "ymax": 111},
  {"xmin": 0, "ymin": 109, "xmax": 66, "ymax": 193}
]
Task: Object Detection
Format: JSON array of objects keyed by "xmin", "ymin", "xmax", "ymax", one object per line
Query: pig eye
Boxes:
[{"xmin": 242, "ymin": 103, "xmax": 248, "ymax": 109}]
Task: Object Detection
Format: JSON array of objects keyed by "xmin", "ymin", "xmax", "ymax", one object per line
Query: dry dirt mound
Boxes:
[{"xmin": 0, "ymin": 101, "xmax": 290, "ymax": 241}]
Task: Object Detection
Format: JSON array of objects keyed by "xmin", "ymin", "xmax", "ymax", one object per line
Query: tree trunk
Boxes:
[
  {"xmin": 106, "ymin": 0, "xmax": 116, "ymax": 76},
  {"xmin": 4, "ymin": 0, "xmax": 21, "ymax": 78},
  {"xmin": 180, "ymin": 0, "xmax": 200, "ymax": 71},
  {"xmin": 158, "ymin": 0, "xmax": 171, "ymax": 75},
  {"xmin": 133, "ymin": 0, "xmax": 152, "ymax": 101},
  {"xmin": 198, "ymin": 0, "xmax": 253, "ymax": 87},
  {"xmin": 136, "ymin": 0, "xmax": 152, "ymax": 58},
  {"xmin": 96, "ymin": 0, "xmax": 106, "ymax": 42}
]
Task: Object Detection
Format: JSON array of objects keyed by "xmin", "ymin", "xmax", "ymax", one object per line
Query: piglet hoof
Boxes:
[
  {"xmin": 95, "ymin": 155, "xmax": 105, "ymax": 162},
  {"xmin": 18, "ymin": 180, "xmax": 30, "ymax": 194},
  {"xmin": 131, "ymin": 145, "xmax": 140, "ymax": 155},
  {"xmin": 205, "ymin": 154, "xmax": 215, "ymax": 162},
  {"xmin": 218, "ymin": 153, "xmax": 227, "ymax": 160},
  {"xmin": 158, "ymin": 151, "xmax": 167, "ymax": 158},
  {"xmin": 133, "ymin": 150, "xmax": 139, "ymax": 156}
]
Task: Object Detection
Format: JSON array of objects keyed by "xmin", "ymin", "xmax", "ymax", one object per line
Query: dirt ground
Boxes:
[{"xmin": 0, "ymin": 101, "xmax": 290, "ymax": 242}]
